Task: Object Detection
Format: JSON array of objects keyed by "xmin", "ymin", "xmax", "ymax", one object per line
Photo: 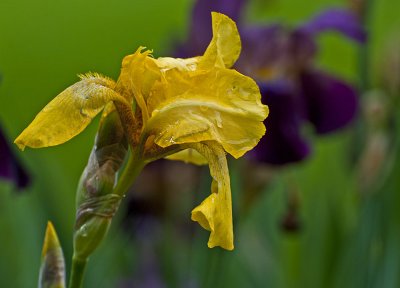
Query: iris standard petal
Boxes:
[
  {"xmin": 199, "ymin": 12, "xmax": 241, "ymax": 69},
  {"xmin": 250, "ymin": 82, "xmax": 311, "ymax": 165},
  {"xmin": 299, "ymin": 8, "xmax": 367, "ymax": 43},
  {"xmin": 190, "ymin": 141, "xmax": 234, "ymax": 250},
  {"xmin": 300, "ymin": 70, "xmax": 359, "ymax": 134},
  {"xmin": 119, "ymin": 47, "xmax": 162, "ymax": 124},
  {"xmin": 176, "ymin": 0, "xmax": 246, "ymax": 58},
  {"xmin": 15, "ymin": 74, "xmax": 127, "ymax": 150}
]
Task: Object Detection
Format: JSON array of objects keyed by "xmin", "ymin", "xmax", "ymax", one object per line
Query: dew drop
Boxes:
[{"xmin": 79, "ymin": 224, "xmax": 89, "ymax": 238}]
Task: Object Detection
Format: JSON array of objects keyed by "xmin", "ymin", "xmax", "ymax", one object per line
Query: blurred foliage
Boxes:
[{"xmin": 0, "ymin": 0, "xmax": 399, "ymax": 287}]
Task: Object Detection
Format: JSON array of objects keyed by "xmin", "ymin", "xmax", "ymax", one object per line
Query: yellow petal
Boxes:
[
  {"xmin": 199, "ymin": 12, "xmax": 241, "ymax": 69},
  {"xmin": 154, "ymin": 56, "xmax": 199, "ymax": 72},
  {"xmin": 119, "ymin": 47, "xmax": 161, "ymax": 124},
  {"xmin": 165, "ymin": 148, "xmax": 208, "ymax": 165},
  {"xmin": 15, "ymin": 74, "xmax": 127, "ymax": 150},
  {"xmin": 190, "ymin": 141, "xmax": 234, "ymax": 250},
  {"xmin": 145, "ymin": 67, "xmax": 269, "ymax": 159}
]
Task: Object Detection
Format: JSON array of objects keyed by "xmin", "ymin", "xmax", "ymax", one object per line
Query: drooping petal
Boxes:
[
  {"xmin": 299, "ymin": 8, "xmax": 367, "ymax": 43},
  {"xmin": 198, "ymin": 12, "xmax": 241, "ymax": 69},
  {"xmin": 190, "ymin": 141, "xmax": 234, "ymax": 250},
  {"xmin": 176, "ymin": 0, "xmax": 246, "ymax": 58},
  {"xmin": 300, "ymin": 70, "xmax": 359, "ymax": 134},
  {"xmin": 15, "ymin": 74, "xmax": 128, "ymax": 150},
  {"xmin": 145, "ymin": 67, "xmax": 268, "ymax": 159},
  {"xmin": 249, "ymin": 81, "xmax": 311, "ymax": 165},
  {"xmin": 0, "ymin": 125, "xmax": 30, "ymax": 190}
]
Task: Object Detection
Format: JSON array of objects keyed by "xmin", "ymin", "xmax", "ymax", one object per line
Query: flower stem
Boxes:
[
  {"xmin": 113, "ymin": 149, "xmax": 146, "ymax": 197},
  {"xmin": 68, "ymin": 257, "xmax": 87, "ymax": 288}
]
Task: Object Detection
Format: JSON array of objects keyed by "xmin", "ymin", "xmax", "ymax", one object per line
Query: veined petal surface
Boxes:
[{"xmin": 15, "ymin": 74, "xmax": 126, "ymax": 150}]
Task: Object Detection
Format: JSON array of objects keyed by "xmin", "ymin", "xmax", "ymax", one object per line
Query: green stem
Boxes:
[
  {"xmin": 68, "ymin": 257, "xmax": 87, "ymax": 288},
  {"xmin": 68, "ymin": 149, "xmax": 146, "ymax": 287},
  {"xmin": 113, "ymin": 150, "xmax": 146, "ymax": 197}
]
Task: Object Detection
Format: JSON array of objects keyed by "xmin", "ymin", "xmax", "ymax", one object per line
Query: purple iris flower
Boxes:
[
  {"xmin": 177, "ymin": 1, "xmax": 366, "ymax": 165},
  {"xmin": 0, "ymin": 74, "xmax": 30, "ymax": 190},
  {"xmin": 0, "ymin": 123, "xmax": 30, "ymax": 190}
]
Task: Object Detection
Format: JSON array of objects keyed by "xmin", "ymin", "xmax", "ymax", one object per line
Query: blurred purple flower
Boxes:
[
  {"xmin": 0, "ymin": 123, "xmax": 30, "ymax": 190},
  {"xmin": 176, "ymin": 1, "xmax": 366, "ymax": 165}
]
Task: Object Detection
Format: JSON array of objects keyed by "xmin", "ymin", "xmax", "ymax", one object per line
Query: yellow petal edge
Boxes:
[
  {"xmin": 15, "ymin": 74, "xmax": 127, "ymax": 150},
  {"xmin": 199, "ymin": 12, "xmax": 241, "ymax": 69}
]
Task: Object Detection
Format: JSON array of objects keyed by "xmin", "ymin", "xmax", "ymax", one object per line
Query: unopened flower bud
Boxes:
[
  {"xmin": 38, "ymin": 222, "xmax": 65, "ymax": 288},
  {"xmin": 73, "ymin": 104, "xmax": 128, "ymax": 261}
]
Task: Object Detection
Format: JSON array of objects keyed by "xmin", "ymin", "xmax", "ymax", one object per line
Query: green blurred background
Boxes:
[{"xmin": 1, "ymin": 0, "xmax": 399, "ymax": 287}]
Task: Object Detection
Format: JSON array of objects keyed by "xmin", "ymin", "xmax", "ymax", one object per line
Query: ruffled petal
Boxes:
[
  {"xmin": 190, "ymin": 141, "xmax": 234, "ymax": 250},
  {"xmin": 119, "ymin": 47, "xmax": 162, "ymax": 123},
  {"xmin": 300, "ymin": 70, "xmax": 359, "ymax": 134},
  {"xmin": 15, "ymin": 74, "xmax": 127, "ymax": 150},
  {"xmin": 124, "ymin": 13, "xmax": 267, "ymax": 159},
  {"xmin": 145, "ymin": 67, "xmax": 268, "ymax": 159}
]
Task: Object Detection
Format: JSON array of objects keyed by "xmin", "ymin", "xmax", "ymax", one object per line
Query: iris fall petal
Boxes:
[
  {"xmin": 190, "ymin": 141, "xmax": 234, "ymax": 250},
  {"xmin": 15, "ymin": 74, "xmax": 127, "ymax": 150}
]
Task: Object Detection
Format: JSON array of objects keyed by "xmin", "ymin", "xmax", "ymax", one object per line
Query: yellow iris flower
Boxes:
[{"xmin": 15, "ymin": 12, "xmax": 269, "ymax": 250}]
